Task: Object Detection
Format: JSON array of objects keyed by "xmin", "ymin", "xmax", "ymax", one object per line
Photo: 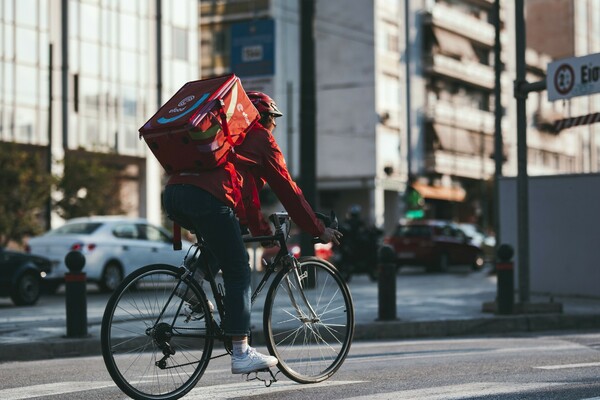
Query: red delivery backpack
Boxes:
[{"xmin": 139, "ymin": 74, "xmax": 259, "ymax": 173}]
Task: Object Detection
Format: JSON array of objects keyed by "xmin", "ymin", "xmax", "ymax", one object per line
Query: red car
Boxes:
[{"xmin": 384, "ymin": 220, "xmax": 484, "ymax": 272}]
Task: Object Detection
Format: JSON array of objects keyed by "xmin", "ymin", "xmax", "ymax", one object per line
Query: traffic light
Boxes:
[{"xmin": 403, "ymin": 186, "xmax": 425, "ymax": 219}]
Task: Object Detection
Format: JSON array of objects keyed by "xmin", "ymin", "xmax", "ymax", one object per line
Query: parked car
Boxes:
[
  {"xmin": 457, "ymin": 223, "xmax": 496, "ymax": 261},
  {"xmin": 384, "ymin": 220, "xmax": 485, "ymax": 272},
  {"xmin": 26, "ymin": 216, "xmax": 193, "ymax": 292},
  {"xmin": 0, "ymin": 248, "xmax": 52, "ymax": 305}
]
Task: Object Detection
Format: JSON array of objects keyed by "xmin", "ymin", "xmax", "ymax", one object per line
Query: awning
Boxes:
[
  {"xmin": 432, "ymin": 27, "xmax": 477, "ymax": 61},
  {"xmin": 412, "ymin": 182, "xmax": 466, "ymax": 202}
]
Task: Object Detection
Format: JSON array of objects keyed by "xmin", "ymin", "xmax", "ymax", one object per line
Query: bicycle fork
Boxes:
[{"xmin": 284, "ymin": 258, "xmax": 320, "ymax": 324}]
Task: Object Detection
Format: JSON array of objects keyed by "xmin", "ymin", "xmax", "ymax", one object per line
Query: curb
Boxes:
[{"xmin": 2, "ymin": 313, "xmax": 600, "ymax": 363}]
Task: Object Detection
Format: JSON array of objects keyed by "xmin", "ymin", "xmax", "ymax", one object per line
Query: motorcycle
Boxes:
[{"xmin": 333, "ymin": 225, "xmax": 383, "ymax": 282}]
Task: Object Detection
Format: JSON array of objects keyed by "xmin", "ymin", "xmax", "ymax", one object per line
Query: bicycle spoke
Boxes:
[
  {"xmin": 264, "ymin": 257, "xmax": 354, "ymax": 383},
  {"xmin": 101, "ymin": 264, "xmax": 213, "ymax": 400}
]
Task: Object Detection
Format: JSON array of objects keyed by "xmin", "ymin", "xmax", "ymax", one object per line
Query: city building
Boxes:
[
  {"xmin": 199, "ymin": 0, "xmax": 598, "ymax": 235},
  {"xmin": 4, "ymin": 0, "xmax": 597, "ymax": 238},
  {"xmin": 0, "ymin": 0, "xmax": 198, "ymax": 228},
  {"xmin": 524, "ymin": 0, "xmax": 600, "ymax": 173}
]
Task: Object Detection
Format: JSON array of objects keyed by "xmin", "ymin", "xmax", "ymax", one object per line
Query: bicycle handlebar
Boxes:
[{"xmin": 242, "ymin": 211, "xmax": 338, "ymax": 245}]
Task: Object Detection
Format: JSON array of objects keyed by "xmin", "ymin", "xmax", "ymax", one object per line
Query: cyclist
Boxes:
[{"xmin": 163, "ymin": 91, "xmax": 342, "ymax": 374}]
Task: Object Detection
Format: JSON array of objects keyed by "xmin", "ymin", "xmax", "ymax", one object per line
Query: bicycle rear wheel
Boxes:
[
  {"xmin": 263, "ymin": 256, "xmax": 354, "ymax": 383},
  {"xmin": 101, "ymin": 264, "xmax": 213, "ymax": 400}
]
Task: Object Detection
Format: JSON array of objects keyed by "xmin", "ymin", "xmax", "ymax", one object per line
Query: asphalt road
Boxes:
[
  {"xmin": 1, "ymin": 332, "xmax": 599, "ymax": 399},
  {"xmin": 2, "ymin": 265, "xmax": 600, "ymax": 364}
]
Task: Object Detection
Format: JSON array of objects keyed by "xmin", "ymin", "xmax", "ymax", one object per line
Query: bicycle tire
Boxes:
[
  {"xmin": 101, "ymin": 264, "xmax": 213, "ymax": 400},
  {"xmin": 263, "ymin": 256, "xmax": 354, "ymax": 383}
]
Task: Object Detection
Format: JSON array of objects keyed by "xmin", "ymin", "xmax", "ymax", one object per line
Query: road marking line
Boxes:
[
  {"xmin": 184, "ymin": 380, "xmax": 363, "ymax": 399},
  {"xmin": 344, "ymin": 382, "xmax": 563, "ymax": 400},
  {"xmin": 0, "ymin": 379, "xmax": 362, "ymax": 400},
  {"xmin": 0, "ymin": 381, "xmax": 115, "ymax": 400},
  {"xmin": 534, "ymin": 361, "xmax": 600, "ymax": 370}
]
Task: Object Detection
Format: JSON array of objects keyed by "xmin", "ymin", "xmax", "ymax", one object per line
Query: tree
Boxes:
[
  {"xmin": 0, "ymin": 143, "xmax": 54, "ymax": 248},
  {"xmin": 55, "ymin": 151, "xmax": 124, "ymax": 219}
]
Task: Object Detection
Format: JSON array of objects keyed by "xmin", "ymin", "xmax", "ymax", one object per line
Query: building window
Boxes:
[
  {"xmin": 172, "ymin": 27, "xmax": 188, "ymax": 60},
  {"xmin": 213, "ymin": 30, "xmax": 228, "ymax": 55}
]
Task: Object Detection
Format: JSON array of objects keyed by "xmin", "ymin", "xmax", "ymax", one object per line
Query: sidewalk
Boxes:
[{"xmin": 1, "ymin": 265, "xmax": 599, "ymax": 362}]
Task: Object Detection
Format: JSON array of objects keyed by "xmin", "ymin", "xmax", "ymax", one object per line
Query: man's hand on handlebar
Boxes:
[{"xmin": 319, "ymin": 227, "xmax": 343, "ymax": 246}]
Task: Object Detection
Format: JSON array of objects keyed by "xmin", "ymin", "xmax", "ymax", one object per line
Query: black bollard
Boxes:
[
  {"xmin": 64, "ymin": 251, "xmax": 88, "ymax": 337},
  {"xmin": 377, "ymin": 245, "xmax": 397, "ymax": 321},
  {"xmin": 496, "ymin": 244, "xmax": 514, "ymax": 315}
]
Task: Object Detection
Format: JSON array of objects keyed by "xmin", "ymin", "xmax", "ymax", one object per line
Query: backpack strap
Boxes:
[
  {"xmin": 216, "ymin": 99, "xmax": 245, "ymax": 147},
  {"xmin": 173, "ymin": 222, "xmax": 182, "ymax": 250}
]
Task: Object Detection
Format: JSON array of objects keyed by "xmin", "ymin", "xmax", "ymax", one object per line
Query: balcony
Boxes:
[
  {"xmin": 424, "ymin": 54, "xmax": 495, "ymax": 90},
  {"xmin": 425, "ymin": 100, "xmax": 495, "ymax": 134},
  {"xmin": 425, "ymin": 151, "xmax": 496, "ymax": 180},
  {"xmin": 424, "ymin": 3, "xmax": 495, "ymax": 47}
]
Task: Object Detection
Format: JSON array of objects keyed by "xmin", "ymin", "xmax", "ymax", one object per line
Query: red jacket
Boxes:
[{"xmin": 167, "ymin": 122, "xmax": 325, "ymax": 238}]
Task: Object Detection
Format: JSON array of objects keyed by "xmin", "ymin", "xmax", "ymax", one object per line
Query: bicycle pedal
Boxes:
[{"xmin": 243, "ymin": 368, "xmax": 278, "ymax": 387}]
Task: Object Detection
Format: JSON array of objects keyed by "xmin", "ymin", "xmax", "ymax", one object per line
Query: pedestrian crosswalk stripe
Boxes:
[
  {"xmin": 184, "ymin": 380, "xmax": 363, "ymax": 399},
  {"xmin": 0, "ymin": 381, "xmax": 115, "ymax": 400},
  {"xmin": 0, "ymin": 379, "xmax": 363, "ymax": 400},
  {"xmin": 534, "ymin": 361, "xmax": 600, "ymax": 370},
  {"xmin": 343, "ymin": 382, "xmax": 563, "ymax": 400}
]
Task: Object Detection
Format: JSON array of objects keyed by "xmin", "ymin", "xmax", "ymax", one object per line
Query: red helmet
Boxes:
[{"xmin": 247, "ymin": 91, "xmax": 283, "ymax": 117}]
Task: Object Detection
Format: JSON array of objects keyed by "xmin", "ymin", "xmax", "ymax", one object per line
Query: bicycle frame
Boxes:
[{"xmin": 172, "ymin": 212, "xmax": 320, "ymax": 346}]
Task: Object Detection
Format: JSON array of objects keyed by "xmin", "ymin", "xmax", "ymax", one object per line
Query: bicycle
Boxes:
[{"xmin": 101, "ymin": 211, "xmax": 355, "ymax": 400}]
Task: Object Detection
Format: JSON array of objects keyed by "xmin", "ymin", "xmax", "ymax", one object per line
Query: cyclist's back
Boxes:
[{"xmin": 163, "ymin": 91, "xmax": 341, "ymax": 375}]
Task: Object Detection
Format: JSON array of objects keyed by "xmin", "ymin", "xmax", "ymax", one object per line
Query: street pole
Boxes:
[
  {"xmin": 156, "ymin": 0, "xmax": 163, "ymax": 108},
  {"xmin": 493, "ymin": 0, "xmax": 502, "ymax": 247},
  {"xmin": 47, "ymin": 43, "xmax": 53, "ymax": 231},
  {"xmin": 514, "ymin": 0, "xmax": 530, "ymax": 303},
  {"xmin": 404, "ymin": 0, "xmax": 413, "ymax": 178},
  {"xmin": 61, "ymin": 0, "xmax": 68, "ymax": 149},
  {"xmin": 300, "ymin": 0, "xmax": 316, "ymax": 257}
]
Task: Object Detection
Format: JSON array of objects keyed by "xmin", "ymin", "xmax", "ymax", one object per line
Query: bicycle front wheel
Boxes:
[
  {"xmin": 264, "ymin": 256, "xmax": 354, "ymax": 383},
  {"xmin": 101, "ymin": 264, "xmax": 213, "ymax": 400}
]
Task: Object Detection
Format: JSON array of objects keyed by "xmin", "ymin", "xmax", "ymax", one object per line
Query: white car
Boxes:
[{"xmin": 26, "ymin": 216, "xmax": 193, "ymax": 292}]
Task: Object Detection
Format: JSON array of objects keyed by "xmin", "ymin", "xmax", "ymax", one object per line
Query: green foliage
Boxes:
[
  {"xmin": 55, "ymin": 151, "xmax": 124, "ymax": 220},
  {"xmin": 0, "ymin": 143, "xmax": 54, "ymax": 247}
]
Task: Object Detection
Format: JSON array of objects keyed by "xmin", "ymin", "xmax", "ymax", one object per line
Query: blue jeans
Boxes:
[{"xmin": 163, "ymin": 184, "xmax": 251, "ymax": 337}]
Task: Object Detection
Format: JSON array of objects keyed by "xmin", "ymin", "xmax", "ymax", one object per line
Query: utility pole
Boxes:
[
  {"xmin": 299, "ymin": 0, "xmax": 316, "ymax": 257},
  {"xmin": 493, "ymin": 0, "xmax": 502, "ymax": 247},
  {"xmin": 47, "ymin": 43, "xmax": 53, "ymax": 231},
  {"xmin": 61, "ymin": 0, "xmax": 68, "ymax": 149},
  {"xmin": 156, "ymin": 0, "xmax": 163, "ymax": 108},
  {"xmin": 514, "ymin": 0, "xmax": 546, "ymax": 303}
]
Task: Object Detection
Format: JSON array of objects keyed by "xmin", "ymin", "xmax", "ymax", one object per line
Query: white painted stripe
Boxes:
[
  {"xmin": 344, "ymin": 344, "xmax": 580, "ymax": 365},
  {"xmin": 184, "ymin": 380, "xmax": 363, "ymax": 400},
  {"xmin": 0, "ymin": 381, "xmax": 115, "ymax": 400},
  {"xmin": 534, "ymin": 361, "xmax": 600, "ymax": 370},
  {"xmin": 344, "ymin": 382, "xmax": 563, "ymax": 400},
  {"xmin": 0, "ymin": 379, "xmax": 362, "ymax": 400}
]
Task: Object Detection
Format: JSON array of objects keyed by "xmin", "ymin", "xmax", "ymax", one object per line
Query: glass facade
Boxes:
[
  {"xmin": 0, "ymin": 0, "xmax": 198, "ymax": 223},
  {"xmin": 0, "ymin": 0, "xmax": 49, "ymax": 145},
  {"xmin": 0, "ymin": 0, "xmax": 197, "ymax": 154}
]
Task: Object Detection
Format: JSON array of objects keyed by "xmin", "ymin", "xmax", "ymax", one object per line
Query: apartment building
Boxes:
[
  {"xmin": 524, "ymin": 0, "xmax": 600, "ymax": 173},
  {"xmin": 2, "ymin": 0, "xmax": 594, "ymax": 237},
  {"xmin": 0, "ymin": 0, "xmax": 198, "ymax": 227},
  {"xmin": 177, "ymin": 0, "xmax": 598, "ymax": 235}
]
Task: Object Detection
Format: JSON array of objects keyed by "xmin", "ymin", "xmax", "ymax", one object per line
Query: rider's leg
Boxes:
[{"xmin": 163, "ymin": 185, "xmax": 277, "ymax": 373}]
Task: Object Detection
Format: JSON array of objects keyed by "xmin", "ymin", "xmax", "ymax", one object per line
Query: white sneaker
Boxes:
[{"xmin": 231, "ymin": 347, "xmax": 278, "ymax": 374}]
